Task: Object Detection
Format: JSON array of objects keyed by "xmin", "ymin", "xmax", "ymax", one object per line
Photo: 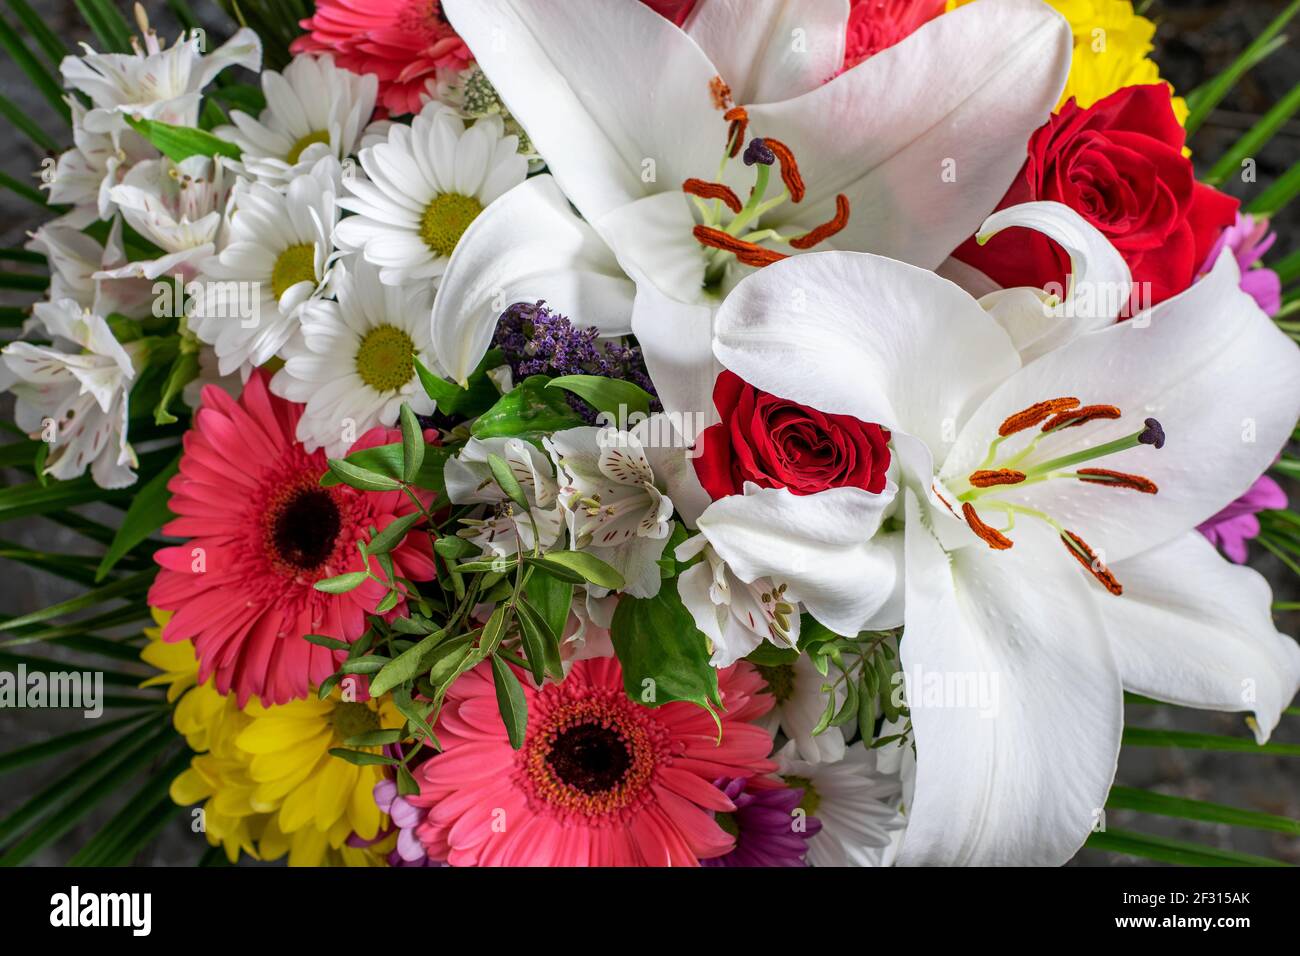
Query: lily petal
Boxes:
[{"xmin": 1104, "ymin": 531, "xmax": 1300, "ymax": 743}]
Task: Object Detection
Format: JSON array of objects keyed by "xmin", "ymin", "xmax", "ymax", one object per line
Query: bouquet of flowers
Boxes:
[{"xmin": 1, "ymin": 0, "xmax": 1298, "ymax": 868}]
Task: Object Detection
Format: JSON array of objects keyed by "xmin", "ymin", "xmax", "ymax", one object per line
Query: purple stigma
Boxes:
[
  {"xmin": 1139, "ymin": 418, "xmax": 1165, "ymax": 449},
  {"xmin": 743, "ymin": 137, "xmax": 775, "ymax": 167}
]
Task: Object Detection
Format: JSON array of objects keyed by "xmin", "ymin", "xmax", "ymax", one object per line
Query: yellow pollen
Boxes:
[
  {"xmin": 270, "ymin": 243, "xmax": 317, "ymax": 299},
  {"xmin": 355, "ymin": 324, "xmax": 415, "ymax": 392},
  {"xmin": 286, "ymin": 130, "xmax": 331, "ymax": 165},
  {"xmin": 420, "ymin": 192, "xmax": 483, "ymax": 258}
]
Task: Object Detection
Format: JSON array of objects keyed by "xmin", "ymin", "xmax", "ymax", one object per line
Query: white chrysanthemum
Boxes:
[
  {"xmin": 756, "ymin": 653, "xmax": 848, "ymax": 764},
  {"xmin": 776, "ymin": 740, "xmax": 905, "ymax": 868},
  {"xmin": 445, "ymin": 437, "xmax": 564, "ymax": 558},
  {"xmin": 2, "ymin": 300, "xmax": 140, "ymax": 488},
  {"xmin": 271, "ymin": 256, "xmax": 435, "ymax": 456},
  {"xmin": 217, "ymin": 54, "xmax": 378, "ymax": 185},
  {"xmin": 188, "ymin": 156, "xmax": 341, "ymax": 376},
  {"xmin": 43, "ymin": 98, "xmax": 157, "ymax": 227},
  {"xmin": 60, "ymin": 20, "xmax": 261, "ymax": 134},
  {"xmin": 102, "ymin": 155, "xmax": 231, "ymax": 280},
  {"xmin": 336, "ymin": 101, "xmax": 527, "ymax": 288},
  {"xmin": 675, "ymin": 532, "xmax": 799, "ymax": 667}
]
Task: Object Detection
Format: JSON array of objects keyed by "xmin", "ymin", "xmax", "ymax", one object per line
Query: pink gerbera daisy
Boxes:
[
  {"xmin": 842, "ymin": 0, "xmax": 948, "ymax": 71},
  {"xmin": 410, "ymin": 655, "xmax": 777, "ymax": 866},
  {"xmin": 292, "ymin": 0, "xmax": 472, "ymax": 116},
  {"xmin": 148, "ymin": 371, "xmax": 436, "ymax": 707}
]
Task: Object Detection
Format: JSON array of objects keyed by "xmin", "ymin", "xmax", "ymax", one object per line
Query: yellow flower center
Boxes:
[
  {"xmin": 782, "ymin": 774, "xmax": 821, "ymax": 817},
  {"xmin": 420, "ymin": 192, "xmax": 483, "ymax": 258},
  {"xmin": 355, "ymin": 324, "xmax": 415, "ymax": 392},
  {"xmin": 331, "ymin": 701, "xmax": 382, "ymax": 741},
  {"xmin": 271, "ymin": 243, "xmax": 317, "ymax": 299},
  {"xmin": 287, "ymin": 130, "xmax": 331, "ymax": 165}
]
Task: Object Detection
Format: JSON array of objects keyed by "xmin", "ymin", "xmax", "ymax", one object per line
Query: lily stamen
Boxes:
[
  {"xmin": 1075, "ymin": 468, "xmax": 1158, "ymax": 493},
  {"xmin": 962, "ymin": 502, "xmax": 1014, "ymax": 550},
  {"xmin": 682, "ymin": 177, "xmax": 742, "ymax": 214},
  {"xmin": 1041, "ymin": 403, "xmax": 1122, "ymax": 432},
  {"xmin": 1060, "ymin": 530, "xmax": 1123, "ymax": 595},
  {"xmin": 789, "ymin": 194, "xmax": 851, "ymax": 249},
  {"xmin": 968, "ymin": 468, "xmax": 1026, "ymax": 487},
  {"xmin": 998, "ymin": 397, "xmax": 1080, "ymax": 436},
  {"xmin": 693, "ymin": 225, "xmax": 788, "ymax": 266},
  {"xmin": 724, "ymin": 106, "xmax": 748, "ymax": 157}
]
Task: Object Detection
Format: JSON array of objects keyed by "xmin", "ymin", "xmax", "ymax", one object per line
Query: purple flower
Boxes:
[
  {"xmin": 345, "ymin": 778, "xmax": 444, "ymax": 867},
  {"xmin": 1199, "ymin": 213, "xmax": 1282, "ymax": 316},
  {"xmin": 1198, "ymin": 474, "xmax": 1287, "ymax": 564},
  {"xmin": 492, "ymin": 300, "xmax": 660, "ymax": 423},
  {"xmin": 703, "ymin": 777, "xmax": 821, "ymax": 867}
]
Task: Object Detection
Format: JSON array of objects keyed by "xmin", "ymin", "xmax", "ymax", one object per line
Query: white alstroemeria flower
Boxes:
[
  {"xmin": 101, "ymin": 155, "xmax": 232, "ymax": 281},
  {"xmin": 272, "ymin": 256, "xmax": 436, "ymax": 457},
  {"xmin": 26, "ymin": 220, "xmax": 155, "ymax": 324},
  {"xmin": 708, "ymin": 247, "xmax": 1300, "ymax": 865},
  {"xmin": 216, "ymin": 54, "xmax": 378, "ymax": 184},
  {"xmin": 756, "ymin": 654, "xmax": 848, "ymax": 765},
  {"xmin": 437, "ymin": 0, "xmax": 1070, "ymax": 417},
  {"xmin": 335, "ymin": 101, "xmax": 527, "ymax": 290},
  {"xmin": 445, "ymin": 437, "xmax": 563, "ymax": 558},
  {"xmin": 188, "ymin": 156, "xmax": 341, "ymax": 376},
  {"xmin": 545, "ymin": 415, "xmax": 711, "ymax": 598},
  {"xmin": 674, "ymin": 532, "xmax": 798, "ymax": 667},
  {"xmin": 42, "ymin": 98, "xmax": 157, "ymax": 227},
  {"xmin": 775, "ymin": 740, "xmax": 905, "ymax": 868},
  {"xmin": 61, "ymin": 22, "xmax": 261, "ymax": 134},
  {"xmin": 2, "ymin": 300, "xmax": 140, "ymax": 488}
]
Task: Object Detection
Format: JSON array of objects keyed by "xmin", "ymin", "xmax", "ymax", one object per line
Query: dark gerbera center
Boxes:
[
  {"xmin": 547, "ymin": 722, "xmax": 632, "ymax": 795},
  {"xmin": 268, "ymin": 486, "xmax": 342, "ymax": 572}
]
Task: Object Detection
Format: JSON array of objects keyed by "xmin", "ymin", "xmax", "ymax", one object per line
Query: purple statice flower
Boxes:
[
  {"xmin": 703, "ymin": 777, "xmax": 821, "ymax": 867},
  {"xmin": 372, "ymin": 778, "xmax": 441, "ymax": 867},
  {"xmin": 492, "ymin": 300, "xmax": 661, "ymax": 423},
  {"xmin": 1198, "ymin": 474, "xmax": 1287, "ymax": 564},
  {"xmin": 1198, "ymin": 213, "xmax": 1282, "ymax": 316}
]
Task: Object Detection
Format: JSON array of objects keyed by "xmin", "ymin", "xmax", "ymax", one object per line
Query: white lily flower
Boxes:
[
  {"xmin": 545, "ymin": 415, "xmax": 711, "ymax": 598},
  {"xmin": 445, "ymin": 436, "xmax": 563, "ymax": 558},
  {"xmin": 707, "ymin": 246, "xmax": 1300, "ymax": 864},
  {"xmin": 61, "ymin": 21, "xmax": 261, "ymax": 135},
  {"xmin": 2, "ymin": 300, "xmax": 140, "ymax": 488},
  {"xmin": 436, "ymin": 0, "xmax": 1070, "ymax": 418},
  {"xmin": 675, "ymin": 531, "xmax": 799, "ymax": 667},
  {"xmin": 101, "ymin": 155, "xmax": 232, "ymax": 281},
  {"xmin": 271, "ymin": 255, "xmax": 436, "ymax": 457},
  {"xmin": 216, "ymin": 53, "xmax": 378, "ymax": 185},
  {"xmin": 188, "ymin": 156, "xmax": 342, "ymax": 377}
]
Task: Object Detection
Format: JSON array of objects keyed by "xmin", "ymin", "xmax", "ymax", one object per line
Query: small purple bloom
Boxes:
[
  {"xmin": 1199, "ymin": 213, "xmax": 1282, "ymax": 316},
  {"xmin": 1198, "ymin": 474, "xmax": 1287, "ymax": 564},
  {"xmin": 703, "ymin": 777, "xmax": 821, "ymax": 867}
]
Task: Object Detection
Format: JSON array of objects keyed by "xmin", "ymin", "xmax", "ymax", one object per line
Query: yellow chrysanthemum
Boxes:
[
  {"xmin": 946, "ymin": 0, "xmax": 1187, "ymax": 122},
  {"xmin": 141, "ymin": 609, "xmax": 394, "ymax": 866}
]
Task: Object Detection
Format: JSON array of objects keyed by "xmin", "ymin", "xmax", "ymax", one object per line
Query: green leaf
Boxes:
[
  {"xmin": 0, "ymin": 90, "xmax": 57, "ymax": 151},
  {"xmin": 524, "ymin": 570, "xmax": 573, "ymax": 647},
  {"xmin": 6, "ymin": 0, "xmax": 70, "ymax": 65},
  {"xmin": 1206, "ymin": 81, "xmax": 1300, "ymax": 186},
  {"xmin": 328, "ymin": 748, "xmax": 398, "ymax": 767},
  {"xmin": 391, "ymin": 685, "xmax": 440, "ymax": 749},
  {"xmin": 94, "ymin": 455, "xmax": 180, "ymax": 581},
  {"xmin": 368, "ymin": 628, "xmax": 447, "ymax": 697},
  {"xmin": 153, "ymin": 342, "xmax": 199, "ymax": 425},
  {"xmin": 472, "ymin": 375, "xmax": 585, "ymax": 440},
  {"xmin": 314, "ymin": 571, "xmax": 370, "ymax": 594},
  {"xmin": 0, "ymin": 712, "xmax": 152, "ymax": 776},
  {"xmin": 1183, "ymin": 0, "xmax": 1300, "ymax": 138},
  {"xmin": 73, "ymin": 0, "xmax": 135, "ymax": 53},
  {"xmin": 1085, "ymin": 828, "xmax": 1288, "ymax": 867},
  {"xmin": 547, "ymin": 374, "xmax": 654, "ymax": 421},
  {"xmin": 0, "ymin": 12, "xmax": 70, "ymax": 120},
  {"xmin": 414, "ymin": 351, "xmax": 502, "ymax": 418},
  {"xmin": 1122, "ymin": 725, "xmax": 1300, "ymax": 755},
  {"xmin": 365, "ymin": 511, "xmax": 422, "ymax": 556},
  {"xmin": 326, "ymin": 457, "xmax": 404, "ymax": 492},
  {"xmin": 516, "ymin": 597, "xmax": 563, "ymax": 681},
  {"xmin": 320, "ymin": 441, "xmax": 450, "ymax": 493},
  {"xmin": 302, "ymin": 633, "xmax": 351, "ymax": 651},
  {"xmin": 1246, "ymin": 158, "xmax": 1300, "ymax": 217},
  {"xmin": 124, "ymin": 116, "xmax": 243, "ymax": 162},
  {"xmin": 490, "ymin": 654, "xmax": 529, "ymax": 749},
  {"xmin": 527, "ymin": 551, "xmax": 625, "ymax": 591},
  {"xmin": 610, "ymin": 586, "xmax": 721, "ymax": 715},
  {"xmin": 70, "ymin": 747, "xmax": 192, "ymax": 866},
  {"xmin": 344, "ymin": 729, "xmax": 404, "ymax": 747},
  {"xmin": 399, "ymin": 403, "xmax": 425, "ymax": 484},
  {"xmin": 1106, "ymin": 785, "xmax": 1300, "ymax": 835},
  {"xmin": 0, "ymin": 569, "xmax": 153, "ymax": 638},
  {"xmin": 487, "ymin": 452, "xmax": 531, "ymax": 511}
]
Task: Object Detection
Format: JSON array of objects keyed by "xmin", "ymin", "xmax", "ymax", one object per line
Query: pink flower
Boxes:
[
  {"xmin": 842, "ymin": 0, "xmax": 948, "ymax": 70},
  {"xmin": 1198, "ymin": 212, "xmax": 1282, "ymax": 317},
  {"xmin": 410, "ymin": 655, "xmax": 777, "ymax": 866},
  {"xmin": 1198, "ymin": 473, "xmax": 1287, "ymax": 564},
  {"xmin": 148, "ymin": 371, "xmax": 436, "ymax": 706},
  {"xmin": 292, "ymin": 0, "xmax": 472, "ymax": 116},
  {"xmin": 639, "ymin": 0, "xmax": 697, "ymax": 26}
]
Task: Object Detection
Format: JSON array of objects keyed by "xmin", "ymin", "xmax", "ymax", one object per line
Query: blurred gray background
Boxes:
[{"xmin": 0, "ymin": 0, "xmax": 1296, "ymax": 866}]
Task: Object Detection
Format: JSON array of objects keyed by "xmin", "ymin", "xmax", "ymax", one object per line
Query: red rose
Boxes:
[
  {"xmin": 694, "ymin": 371, "xmax": 892, "ymax": 499},
  {"xmin": 955, "ymin": 84, "xmax": 1238, "ymax": 308}
]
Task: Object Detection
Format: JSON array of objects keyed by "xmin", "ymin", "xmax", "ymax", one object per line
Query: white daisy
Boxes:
[
  {"xmin": 776, "ymin": 740, "xmax": 905, "ymax": 868},
  {"xmin": 336, "ymin": 101, "xmax": 527, "ymax": 288},
  {"xmin": 102, "ymin": 155, "xmax": 231, "ymax": 280},
  {"xmin": 2, "ymin": 299, "xmax": 140, "ymax": 489},
  {"xmin": 445, "ymin": 437, "xmax": 564, "ymax": 558},
  {"xmin": 755, "ymin": 653, "xmax": 848, "ymax": 764},
  {"xmin": 188, "ymin": 156, "xmax": 341, "ymax": 376},
  {"xmin": 216, "ymin": 53, "xmax": 378, "ymax": 185},
  {"xmin": 271, "ymin": 255, "xmax": 435, "ymax": 456}
]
